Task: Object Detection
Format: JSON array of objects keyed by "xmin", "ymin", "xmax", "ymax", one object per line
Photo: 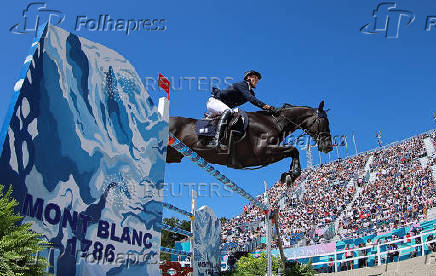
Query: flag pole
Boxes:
[
  {"xmin": 352, "ymin": 132, "xmax": 358, "ymax": 155},
  {"xmin": 318, "ymin": 148, "xmax": 322, "ymax": 165},
  {"xmin": 344, "ymin": 135, "xmax": 348, "ymax": 158},
  {"xmin": 264, "ymin": 181, "xmax": 272, "ymax": 276}
]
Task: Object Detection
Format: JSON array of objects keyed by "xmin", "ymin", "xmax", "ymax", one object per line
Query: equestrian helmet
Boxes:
[{"xmin": 243, "ymin": 70, "xmax": 262, "ymax": 80}]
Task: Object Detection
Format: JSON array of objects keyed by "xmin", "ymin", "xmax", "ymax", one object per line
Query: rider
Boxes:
[{"xmin": 207, "ymin": 70, "xmax": 276, "ymax": 148}]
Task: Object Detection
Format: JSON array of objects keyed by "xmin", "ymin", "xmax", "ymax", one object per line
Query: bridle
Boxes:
[
  {"xmin": 242, "ymin": 107, "xmax": 329, "ymax": 171},
  {"xmin": 272, "ymin": 108, "xmax": 330, "ymax": 145}
]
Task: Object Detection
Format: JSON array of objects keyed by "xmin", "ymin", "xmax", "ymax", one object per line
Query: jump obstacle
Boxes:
[{"xmin": 158, "ymin": 98, "xmax": 274, "ymax": 275}]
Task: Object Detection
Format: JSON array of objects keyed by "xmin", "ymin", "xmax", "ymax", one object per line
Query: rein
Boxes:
[
  {"xmin": 272, "ymin": 108, "xmax": 326, "ymax": 144},
  {"xmin": 240, "ymin": 107, "xmax": 328, "ymax": 171}
]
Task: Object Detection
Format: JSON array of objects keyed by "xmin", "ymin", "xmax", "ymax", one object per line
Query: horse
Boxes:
[{"xmin": 166, "ymin": 101, "xmax": 333, "ymax": 187}]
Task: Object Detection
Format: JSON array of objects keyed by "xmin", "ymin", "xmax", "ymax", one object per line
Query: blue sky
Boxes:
[{"xmin": 1, "ymin": 0, "xmax": 436, "ymax": 219}]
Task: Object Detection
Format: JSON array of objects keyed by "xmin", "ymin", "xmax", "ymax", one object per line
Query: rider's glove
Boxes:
[{"xmin": 269, "ymin": 106, "xmax": 279, "ymax": 115}]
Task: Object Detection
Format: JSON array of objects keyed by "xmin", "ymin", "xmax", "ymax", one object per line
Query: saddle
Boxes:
[
  {"xmin": 195, "ymin": 110, "xmax": 249, "ymax": 138},
  {"xmin": 195, "ymin": 110, "xmax": 249, "ymax": 168}
]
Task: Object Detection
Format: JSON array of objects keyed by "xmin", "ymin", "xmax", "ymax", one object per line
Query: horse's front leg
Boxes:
[
  {"xmin": 280, "ymin": 147, "xmax": 301, "ymax": 187},
  {"xmin": 288, "ymin": 149, "xmax": 301, "ymax": 183},
  {"xmin": 261, "ymin": 145, "xmax": 301, "ymax": 187}
]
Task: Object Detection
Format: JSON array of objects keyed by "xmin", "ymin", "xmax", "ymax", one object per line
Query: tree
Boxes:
[
  {"xmin": 219, "ymin": 217, "xmax": 228, "ymax": 224},
  {"xmin": 232, "ymin": 252, "xmax": 281, "ymax": 276},
  {"xmin": 230, "ymin": 253, "xmax": 315, "ymax": 276},
  {"xmin": 160, "ymin": 217, "xmax": 191, "ymax": 262},
  {"xmin": 283, "ymin": 259, "xmax": 315, "ymax": 276},
  {"xmin": 0, "ymin": 185, "xmax": 50, "ymax": 275}
]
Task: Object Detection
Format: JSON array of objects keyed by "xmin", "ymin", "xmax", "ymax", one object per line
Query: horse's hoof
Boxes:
[
  {"xmin": 291, "ymin": 167, "xmax": 301, "ymax": 177},
  {"xmin": 292, "ymin": 170, "xmax": 301, "ymax": 179},
  {"xmin": 285, "ymin": 174, "xmax": 293, "ymax": 188}
]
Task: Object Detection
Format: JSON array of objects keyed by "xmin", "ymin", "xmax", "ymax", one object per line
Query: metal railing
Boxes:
[{"xmin": 295, "ymin": 229, "xmax": 436, "ymax": 272}]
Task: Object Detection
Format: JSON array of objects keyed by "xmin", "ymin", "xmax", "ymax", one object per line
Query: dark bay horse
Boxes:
[{"xmin": 166, "ymin": 101, "xmax": 333, "ymax": 186}]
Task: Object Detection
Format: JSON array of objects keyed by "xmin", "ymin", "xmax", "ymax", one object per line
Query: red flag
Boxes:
[
  {"xmin": 168, "ymin": 136, "xmax": 175, "ymax": 145},
  {"xmin": 158, "ymin": 73, "xmax": 170, "ymax": 99}
]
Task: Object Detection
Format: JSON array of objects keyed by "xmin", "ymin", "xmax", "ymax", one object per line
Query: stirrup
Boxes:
[
  {"xmin": 217, "ymin": 144, "xmax": 228, "ymax": 151},
  {"xmin": 207, "ymin": 142, "xmax": 227, "ymax": 151},
  {"xmin": 207, "ymin": 138, "xmax": 218, "ymax": 148},
  {"xmin": 207, "ymin": 137, "xmax": 227, "ymax": 150}
]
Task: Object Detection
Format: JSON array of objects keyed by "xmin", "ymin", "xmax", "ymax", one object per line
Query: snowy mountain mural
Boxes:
[
  {"xmin": 0, "ymin": 24, "xmax": 167, "ymax": 276},
  {"xmin": 193, "ymin": 206, "xmax": 221, "ymax": 276}
]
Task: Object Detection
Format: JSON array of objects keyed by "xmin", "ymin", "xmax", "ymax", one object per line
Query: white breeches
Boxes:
[{"xmin": 206, "ymin": 97, "xmax": 232, "ymax": 115}]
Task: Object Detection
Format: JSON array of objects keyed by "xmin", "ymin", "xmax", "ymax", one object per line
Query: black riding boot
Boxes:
[{"xmin": 208, "ymin": 109, "xmax": 232, "ymax": 148}]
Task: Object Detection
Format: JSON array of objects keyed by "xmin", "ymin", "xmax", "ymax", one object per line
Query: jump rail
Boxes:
[
  {"xmin": 160, "ymin": 197, "xmax": 195, "ymax": 259},
  {"xmin": 160, "ymin": 247, "xmax": 192, "ymax": 257},
  {"xmin": 163, "ymin": 202, "xmax": 193, "ymax": 217},
  {"xmin": 161, "ymin": 223, "xmax": 193, "ymax": 237},
  {"xmin": 168, "ymin": 133, "xmax": 268, "ymax": 211}
]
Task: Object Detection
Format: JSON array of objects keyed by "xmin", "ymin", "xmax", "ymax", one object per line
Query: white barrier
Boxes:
[{"xmin": 295, "ymin": 229, "xmax": 436, "ymax": 272}]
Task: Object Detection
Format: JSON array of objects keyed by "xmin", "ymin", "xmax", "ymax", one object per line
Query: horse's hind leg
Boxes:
[{"xmin": 165, "ymin": 146, "xmax": 184, "ymax": 163}]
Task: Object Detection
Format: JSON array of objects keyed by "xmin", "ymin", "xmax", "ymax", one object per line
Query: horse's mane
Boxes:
[
  {"xmin": 252, "ymin": 103, "xmax": 314, "ymax": 115},
  {"xmin": 281, "ymin": 103, "xmax": 313, "ymax": 110}
]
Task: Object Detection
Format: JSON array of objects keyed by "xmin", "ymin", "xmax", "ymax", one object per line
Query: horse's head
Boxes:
[{"xmin": 301, "ymin": 101, "xmax": 333, "ymax": 153}]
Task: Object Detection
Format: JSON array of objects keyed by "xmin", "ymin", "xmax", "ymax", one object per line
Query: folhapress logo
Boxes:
[
  {"xmin": 10, "ymin": 2, "xmax": 167, "ymax": 37},
  {"xmin": 361, "ymin": 2, "xmax": 415, "ymax": 39},
  {"xmin": 75, "ymin": 16, "xmax": 166, "ymax": 35},
  {"xmin": 9, "ymin": 2, "xmax": 65, "ymax": 37}
]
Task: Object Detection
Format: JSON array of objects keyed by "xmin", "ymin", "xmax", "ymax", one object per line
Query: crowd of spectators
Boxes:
[
  {"xmin": 221, "ymin": 152, "xmax": 370, "ymax": 250},
  {"xmin": 340, "ymin": 134, "xmax": 436, "ymax": 239},
  {"xmin": 221, "ymin": 131, "xmax": 436, "ymax": 252},
  {"xmin": 275, "ymin": 153, "xmax": 368, "ymax": 246}
]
